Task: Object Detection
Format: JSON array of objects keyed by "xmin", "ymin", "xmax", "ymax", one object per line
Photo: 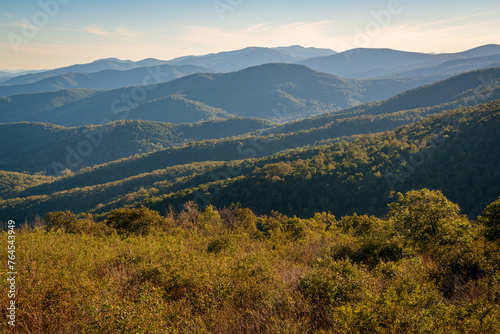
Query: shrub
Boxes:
[
  {"xmin": 336, "ymin": 213, "xmax": 382, "ymax": 237},
  {"xmin": 106, "ymin": 206, "xmax": 165, "ymax": 235},
  {"xmin": 480, "ymin": 197, "xmax": 500, "ymax": 243},
  {"xmin": 45, "ymin": 211, "xmax": 110, "ymax": 235},
  {"xmin": 388, "ymin": 189, "xmax": 473, "ymax": 252},
  {"xmin": 207, "ymin": 236, "xmax": 231, "ymax": 253},
  {"xmin": 299, "ymin": 259, "xmax": 371, "ymax": 328}
]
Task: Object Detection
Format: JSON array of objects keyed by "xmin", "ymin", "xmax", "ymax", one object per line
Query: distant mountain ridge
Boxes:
[
  {"xmin": 385, "ymin": 53, "xmax": 500, "ymax": 78},
  {"xmin": 0, "ymin": 64, "xmax": 213, "ymax": 97},
  {"xmin": 0, "ymin": 63, "xmax": 454, "ymax": 126},
  {"xmin": 299, "ymin": 44, "xmax": 500, "ymax": 79},
  {"xmin": 166, "ymin": 46, "xmax": 337, "ymax": 71},
  {"xmin": 2, "ymin": 45, "xmax": 499, "ymax": 97},
  {"xmin": 0, "ymin": 46, "xmax": 336, "ymax": 90},
  {"xmin": 0, "ymin": 58, "xmax": 171, "ymax": 86}
]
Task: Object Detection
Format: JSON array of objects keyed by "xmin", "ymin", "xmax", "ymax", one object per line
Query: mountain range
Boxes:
[
  {"xmin": 2, "ymin": 99, "xmax": 498, "ymax": 221},
  {"xmin": 0, "ymin": 58, "xmax": 170, "ymax": 86},
  {"xmin": 0, "ymin": 63, "xmax": 463, "ymax": 126},
  {"xmin": 1, "ymin": 44, "xmax": 500, "ymax": 222},
  {"xmin": 1, "ymin": 66, "xmax": 498, "ymax": 178},
  {"xmin": 299, "ymin": 44, "xmax": 500, "ymax": 78},
  {"xmin": 0, "ymin": 64, "xmax": 213, "ymax": 97},
  {"xmin": 165, "ymin": 45, "xmax": 337, "ymax": 71},
  {"xmin": 0, "ymin": 46, "xmax": 335, "ymax": 89},
  {"xmin": 1, "ymin": 45, "xmax": 499, "ymax": 98}
]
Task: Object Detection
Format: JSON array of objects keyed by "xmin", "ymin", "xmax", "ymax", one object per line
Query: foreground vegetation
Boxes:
[{"xmin": 2, "ymin": 189, "xmax": 500, "ymax": 333}]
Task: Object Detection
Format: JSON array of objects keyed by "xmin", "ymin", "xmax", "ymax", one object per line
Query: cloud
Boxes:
[
  {"xmin": 177, "ymin": 21, "xmax": 341, "ymax": 50},
  {"xmin": 353, "ymin": 18, "xmax": 500, "ymax": 53},
  {"xmin": 174, "ymin": 11, "xmax": 500, "ymax": 55},
  {"xmin": 82, "ymin": 24, "xmax": 140, "ymax": 37},
  {"xmin": 0, "ymin": 13, "xmax": 15, "ymax": 21},
  {"xmin": 411, "ymin": 12, "xmax": 491, "ymax": 28},
  {"xmin": 0, "ymin": 20, "xmax": 35, "ymax": 29}
]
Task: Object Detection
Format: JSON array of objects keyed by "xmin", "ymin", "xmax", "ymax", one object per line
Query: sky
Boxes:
[{"xmin": 0, "ymin": 0, "xmax": 499, "ymax": 70}]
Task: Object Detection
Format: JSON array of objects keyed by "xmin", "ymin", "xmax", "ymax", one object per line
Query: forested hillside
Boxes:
[
  {"xmin": 0, "ymin": 64, "xmax": 455, "ymax": 126},
  {"xmin": 3, "ymin": 67, "xmax": 498, "ymax": 176},
  {"xmin": 2, "ymin": 100, "xmax": 498, "ymax": 222},
  {"xmin": 0, "ymin": 118, "xmax": 275, "ymax": 174},
  {"xmin": 0, "ymin": 89, "xmax": 99, "ymax": 123},
  {"xmin": 278, "ymin": 67, "xmax": 500, "ymax": 134},
  {"xmin": 145, "ymin": 100, "xmax": 500, "ymax": 219}
]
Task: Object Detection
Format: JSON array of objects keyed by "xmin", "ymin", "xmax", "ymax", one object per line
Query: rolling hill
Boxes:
[
  {"xmin": 2, "ymin": 67, "xmax": 498, "ymax": 178},
  {"xmin": 0, "ymin": 170, "xmax": 55, "ymax": 199},
  {"xmin": 0, "ymin": 118, "xmax": 276, "ymax": 174},
  {"xmin": 124, "ymin": 95, "xmax": 233, "ymax": 123},
  {"xmin": 277, "ymin": 67, "xmax": 500, "ymax": 134},
  {"xmin": 166, "ymin": 46, "xmax": 337, "ymax": 71},
  {"xmin": 0, "ymin": 89, "xmax": 100, "ymax": 124},
  {"xmin": 0, "ymin": 64, "xmax": 212, "ymax": 97},
  {"xmin": 0, "ymin": 63, "xmax": 454, "ymax": 126},
  {"xmin": 299, "ymin": 44, "xmax": 500, "ymax": 79},
  {"xmin": 0, "ymin": 58, "xmax": 170, "ymax": 86},
  {"xmin": 1, "ymin": 100, "xmax": 498, "ymax": 222}
]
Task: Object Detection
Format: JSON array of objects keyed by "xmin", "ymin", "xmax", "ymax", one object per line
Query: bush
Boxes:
[
  {"xmin": 388, "ymin": 189, "xmax": 473, "ymax": 252},
  {"xmin": 480, "ymin": 197, "xmax": 500, "ymax": 243},
  {"xmin": 45, "ymin": 211, "xmax": 110, "ymax": 235},
  {"xmin": 336, "ymin": 213, "xmax": 382, "ymax": 237},
  {"xmin": 106, "ymin": 206, "xmax": 165, "ymax": 235},
  {"xmin": 299, "ymin": 259, "xmax": 371, "ymax": 328},
  {"xmin": 207, "ymin": 236, "xmax": 231, "ymax": 253}
]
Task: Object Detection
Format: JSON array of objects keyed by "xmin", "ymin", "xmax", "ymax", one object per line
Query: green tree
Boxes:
[
  {"xmin": 388, "ymin": 189, "xmax": 472, "ymax": 252},
  {"xmin": 45, "ymin": 210, "xmax": 109, "ymax": 235},
  {"xmin": 480, "ymin": 197, "xmax": 500, "ymax": 243},
  {"xmin": 106, "ymin": 206, "xmax": 165, "ymax": 235}
]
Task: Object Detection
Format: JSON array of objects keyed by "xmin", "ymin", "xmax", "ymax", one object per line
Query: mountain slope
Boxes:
[
  {"xmin": 386, "ymin": 54, "xmax": 500, "ymax": 79},
  {"xmin": 0, "ymin": 89, "xmax": 99, "ymax": 123},
  {"xmin": 0, "ymin": 118, "xmax": 275, "ymax": 174},
  {"xmin": 125, "ymin": 95, "xmax": 233, "ymax": 123},
  {"xmin": 299, "ymin": 45, "xmax": 500, "ymax": 79},
  {"xmin": 0, "ymin": 63, "xmax": 454, "ymax": 126},
  {"xmin": 166, "ymin": 46, "xmax": 337, "ymax": 72},
  {"xmin": 0, "ymin": 171, "xmax": 55, "ymax": 199},
  {"xmin": 1, "ymin": 58, "xmax": 170, "ymax": 86},
  {"xmin": 2, "ymin": 100, "xmax": 498, "ymax": 221},
  {"xmin": 145, "ymin": 100, "xmax": 500, "ymax": 218},
  {"xmin": 0, "ymin": 64, "xmax": 212, "ymax": 96},
  {"xmin": 277, "ymin": 67, "xmax": 500, "ymax": 134}
]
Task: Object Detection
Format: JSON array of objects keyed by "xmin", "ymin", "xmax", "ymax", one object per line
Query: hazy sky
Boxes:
[{"xmin": 1, "ymin": 0, "xmax": 499, "ymax": 70}]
